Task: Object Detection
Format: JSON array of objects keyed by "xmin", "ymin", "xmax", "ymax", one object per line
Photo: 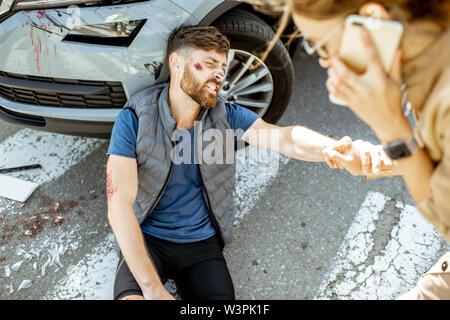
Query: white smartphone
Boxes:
[{"xmin": 329, "ymin": 14, "xmax": 404, "ymax": 106}]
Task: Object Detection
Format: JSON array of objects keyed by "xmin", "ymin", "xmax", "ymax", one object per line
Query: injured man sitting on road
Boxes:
[{"xmin": 105, "ymin": 25, "xmax": 386, "ymax": 300}]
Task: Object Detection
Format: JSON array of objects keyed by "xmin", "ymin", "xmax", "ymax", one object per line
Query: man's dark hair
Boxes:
[{"xmin": 166, "ymin": 25, "xmax": 230, "ymax": 63}]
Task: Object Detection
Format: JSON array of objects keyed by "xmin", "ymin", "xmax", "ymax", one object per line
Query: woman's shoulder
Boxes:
[{"xmin": 418, "ymin": 65, "xmax": 450, "ymax": 161}]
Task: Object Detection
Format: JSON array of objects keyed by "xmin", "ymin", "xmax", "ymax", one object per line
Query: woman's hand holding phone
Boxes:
[{"xmin": 326, "ymin": 28, "xmax": 412, "ymax": 144}]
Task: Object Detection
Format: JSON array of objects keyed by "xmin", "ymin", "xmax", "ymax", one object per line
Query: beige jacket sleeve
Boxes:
[
  {"xmin": 417, "ymin": 127, "xmax": 450, "ymax": 242},
  {"xmin": 416, "ymin": 67, "xmax": 450, "ymax": 242}
]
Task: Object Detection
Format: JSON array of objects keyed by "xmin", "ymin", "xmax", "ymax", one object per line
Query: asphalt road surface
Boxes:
[{"xmin": 0, "ymin": 50, "xmax": 449, "ymax": 300}]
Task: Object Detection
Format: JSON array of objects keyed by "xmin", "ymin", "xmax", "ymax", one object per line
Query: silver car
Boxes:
[{"xmin": 0, "ymin": 0, "xmax": 295, "ymax": 137}]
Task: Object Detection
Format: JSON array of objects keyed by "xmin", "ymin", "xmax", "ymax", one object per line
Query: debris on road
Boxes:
[
  {"xmin": 41, "ymin": 256, "xmax": 51, "ymax": 277},
  {"xmin": 6, "ymin": 282, "xmax": 13, "ymax": 294},
  {"xmin": 11, "ymin": 260, "xmax": 23, "ymax": 272},
  {"xmin": 18, "ymin": 279, "xmax": 32, "ymax": 291},
  {"xmin": 0, "ymin": 174, "xmax": 38, "ymax": 202},
  {"xmin": 0, "ymin": 164, "xmax": 41, "ymax": 174},
  {"xmin": 53, "ymin": 216, "xmax": 63, "ymax": 225},
  {"xmin": 4, "ymin": 265, "xmax": 11, "ymax": 277}
]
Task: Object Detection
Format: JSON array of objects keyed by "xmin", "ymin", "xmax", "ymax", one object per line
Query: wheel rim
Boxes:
[{"xmin": 219, "ymin": 49, "xmax": 274, "ymax": 117}]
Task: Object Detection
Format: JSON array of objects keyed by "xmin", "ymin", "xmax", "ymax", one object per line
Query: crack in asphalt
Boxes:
[{"xmin": 317, "ymin": 192, "xmax": 402, "ymax": 299}]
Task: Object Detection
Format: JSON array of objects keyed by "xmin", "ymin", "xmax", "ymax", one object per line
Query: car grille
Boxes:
[{"xmin": 0, "ymin": 71, "xmax": 127, "ymax": 108}]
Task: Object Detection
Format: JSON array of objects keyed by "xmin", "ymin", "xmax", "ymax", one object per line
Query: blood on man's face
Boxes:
[
  {"xmin": 193, "ymin": 63, "xmax": 203, "ymax": 71},
  {"xmin": 188, "ymin": 49, "xmax": 227, "ymax": 82},
  {"xmin": 192, "ymin": 61, "xmax": 224, "ymax": 82}
]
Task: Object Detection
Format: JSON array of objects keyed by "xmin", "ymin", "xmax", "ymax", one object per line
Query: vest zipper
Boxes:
[
  {"xmin": 142, "ymin": 150, "xmax": 174, "ymax": 222},
  {"xmin": 196, "ymin": 109, "xmax": 225, "ymax": 248},
  {"xmin": 198, "ymin": 168, "xmax": 225, "ymax": 249}
]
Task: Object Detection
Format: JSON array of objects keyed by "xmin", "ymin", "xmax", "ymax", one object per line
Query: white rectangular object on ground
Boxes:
[{"xmin": 0, "ymin": 174, "xmax": 38, "ymax": 202}]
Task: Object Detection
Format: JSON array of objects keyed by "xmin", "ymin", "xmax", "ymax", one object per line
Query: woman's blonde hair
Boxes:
[
  {"xmin": 245, "ymin": 0, "xmax": 450, "ymax": 25},
  {"xmin": 243, "ymin": 0, "xmax": 449, "ymax": 62}
]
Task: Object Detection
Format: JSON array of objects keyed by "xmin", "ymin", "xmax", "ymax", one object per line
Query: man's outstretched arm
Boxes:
[
  {"xmin": 242, "ymin": 118, "xmax": 390, "ymax": 176},
  {"xmin": 242, "ymin": 118, "xmax": 335, "ymax": 162},
  {"xmin": 106, "ymin": 155, "xmax": 174, "ymax": 300}
]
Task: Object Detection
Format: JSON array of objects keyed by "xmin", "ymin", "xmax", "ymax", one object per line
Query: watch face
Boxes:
[{"xmin": 384, "ymin": 141, "xmax": 411, "ymax": 160}]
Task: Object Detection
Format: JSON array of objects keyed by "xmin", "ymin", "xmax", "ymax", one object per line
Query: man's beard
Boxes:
[{"xmin": 180, "ymin": 65, "xmax": 220, "ymax": 109}]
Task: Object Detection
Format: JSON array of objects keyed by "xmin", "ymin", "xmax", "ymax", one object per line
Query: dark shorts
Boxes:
[{"xmin": 114, "ymin": 233, "xmax": 235, "ymax": 300}]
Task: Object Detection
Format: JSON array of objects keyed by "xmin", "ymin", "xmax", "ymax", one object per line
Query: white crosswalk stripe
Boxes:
[{"xmin": 315, "ymin": 191, "xmax": 446, "ymax": 300}]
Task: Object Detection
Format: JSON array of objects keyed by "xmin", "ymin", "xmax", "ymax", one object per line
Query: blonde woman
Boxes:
[{"xmin": 247, "ymin": 0, "xmax": 450, "ymax": 299}]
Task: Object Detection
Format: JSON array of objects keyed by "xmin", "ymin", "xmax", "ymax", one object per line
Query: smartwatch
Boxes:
[{"xmin": 383, "ymin": 133, "xmax": 423, "ymax": 160}]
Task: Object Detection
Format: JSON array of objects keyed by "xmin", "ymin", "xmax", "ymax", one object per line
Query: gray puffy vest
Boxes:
[{"xmin": 124, "ymin": 83, "xmax": 236, "ymax": 248}]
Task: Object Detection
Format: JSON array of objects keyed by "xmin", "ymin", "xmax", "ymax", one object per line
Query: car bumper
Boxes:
[{"xmin": 0, "ymin": 96, "xmax": 120, "ymax": 137}]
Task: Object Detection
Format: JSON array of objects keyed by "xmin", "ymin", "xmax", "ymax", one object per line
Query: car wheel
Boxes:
[{"xmin": 214, "ymin": 9, "xmax": 294, "ymax": 124}]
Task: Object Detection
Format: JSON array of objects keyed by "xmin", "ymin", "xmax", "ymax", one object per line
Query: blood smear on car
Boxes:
[{"xmin": 0, "ymin": 174, "xmax": 38, "ymax": 202}]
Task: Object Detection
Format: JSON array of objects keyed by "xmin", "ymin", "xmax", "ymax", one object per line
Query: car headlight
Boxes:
[
  {"xmin": 0, "ymin": 0, "xmax": 15, "ymax": 16},
  {"xmin": 63, "ymin": 19, "xmax": 146, "ymax": 46}
]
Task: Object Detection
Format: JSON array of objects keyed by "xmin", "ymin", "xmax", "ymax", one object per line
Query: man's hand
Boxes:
[{"xmin": 323, "ymin": 136, "xmax": 393, "ymax": 176}]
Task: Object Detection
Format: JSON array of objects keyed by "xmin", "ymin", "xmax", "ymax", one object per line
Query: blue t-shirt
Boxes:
[{"xmin": 107, "ymin": 103, "xmax": 259, "ymax": 243}]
